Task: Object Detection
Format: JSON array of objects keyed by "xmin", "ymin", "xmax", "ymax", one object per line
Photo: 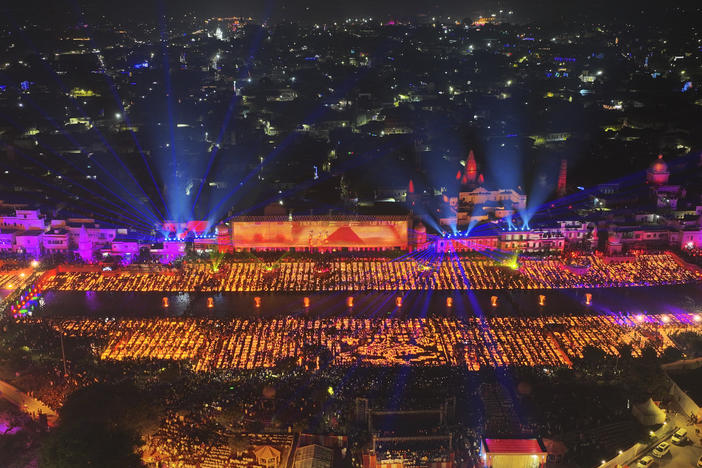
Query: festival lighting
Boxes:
[
  {"xmin": 303, "ymin": 297, "xmax": 310, "ymax": 308},
  {"xmin": 254, "ymin": 297, "xmax": 261, "ymax": 308},
  {"xmin": 38, "ymin": 253, "xmax": 698, "ymax": 293},
  {"xmin": 446, "ymin": 297, "xmax": 453, "ymax": 307},
  {"xmin": 491, "ymin": 296, "xmax": 498, "ymax": 307},
  {"xmin": 395, "ymin": 296, "xmax": 402, "ymax": 307},
  {"xmin": 162, "ymin": 297, "xmax": 169, "ymax": 307},
  {"xmin": 538, "ymin": 295, "xmax": 545, "ymax": 307},
  {"xmin": 585, "ymin": 293, "xmax": 592, "ymax": 306},
  {"xmin": 5, "ymin": 133, "xmax": 158, "ymax": 230},
  {"xmin": 7, "ymin": 53, "xmax": 164, "ymax": 224},
  {"xmin": 346, "ymin": 296, "xmax": 354, "ymax": 308},
  {"xmin": 207, "ymin": 297, "xmax": 214, "ymax": 308},
  {"xmin": 48, "ymin": 311, "xmax": 702, "ymax": 371}
]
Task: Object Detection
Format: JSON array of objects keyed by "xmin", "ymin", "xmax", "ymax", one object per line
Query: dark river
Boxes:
[{"xmin": 34, "ymin": 285, "xmax": 702, "ymax": 319}]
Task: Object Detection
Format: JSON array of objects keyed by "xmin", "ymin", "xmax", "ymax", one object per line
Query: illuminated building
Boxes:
[
  {"xmin": 293, "ymin": 444, "xmax": 332, "ymax": 468},
  {"xmin": 110, "ymin": 237, "xmax": 140, "ymax": 257},
  {"xmin": 41, "ymin": 228, "xmax": 70, "ymax": 253},
  {"xmin": 13, "ymin": 231, "xmax": 42, "ymax": 257},
  {"xmin": 647, "ymin": 154, "xmax": 670, "ymax": 185},
  {"xmin": 216, "ymin": 224, "xmax": 232, "ymax": 252},
  {"xmin": 0, "ymin": 229, "xmax": 17, "ymax": 252},
  {"xmin": 443, "ymin": 151, "xmax": 527, "ymax": 229},
  {"xmin": 162, "ymin": 220, "xmax": 210, "ymax": 239},
  {"xmin": 409, "ymin": 221, "xmax": 429, "ymax": 251},
  {"xmin": 480, "ymin": 438, "xmax": 547, "ymax": 468},
  {"xmin": 230, "ymin": 216, "xmax": 409, "ymax": 252},
  {"xmin": 456, "ymin": 187, "xmax": 527, "ymax": 226},
  {"xmin": 0, "ymin": 209, "xmax": 46, "ymax": 231},
  {"xmin": 472, "ymin": 17, "xmax": 496, "ymax": 26},
  {"xmin": 645, "ymin": 155, "xmax": 684, "ymax": 209},
  {"xmin": 435, "ymin": 217, "xmax": 595, "ymax": 254}
]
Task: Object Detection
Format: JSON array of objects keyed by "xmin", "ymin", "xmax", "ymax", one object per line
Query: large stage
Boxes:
[{"xmin": 229, "ymin": 216, "xmax": 409, "ymax": 251}]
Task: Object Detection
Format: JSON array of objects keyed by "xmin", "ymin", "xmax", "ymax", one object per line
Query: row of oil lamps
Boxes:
[{"xmin": 160, "ymin": 293, "xmax": 593, "ymax": 309}]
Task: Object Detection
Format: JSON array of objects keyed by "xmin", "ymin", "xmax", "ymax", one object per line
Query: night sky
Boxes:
[{"xmin": 4, "ymin": 0, "xmax": 699, "ymax": 25}]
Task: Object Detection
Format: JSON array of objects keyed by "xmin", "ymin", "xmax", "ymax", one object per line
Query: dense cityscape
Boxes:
[{"xmin": 1, "ymin": 1, "xmax": 702, "ymax": 467}]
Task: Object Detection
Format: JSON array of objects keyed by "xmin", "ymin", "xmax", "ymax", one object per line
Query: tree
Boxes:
[
  {"xmin": 58, "ymin": 382, "xmax": 163, "ymax": 437},
  {"xmin": 639, "ymin": 345, "xmax": 658, "ymax": 366},
  {"xmin": 616, "ymin": 343, "xmax": 633, "ymax": 362},
  {"xmin": 39, "ymin": 421, "xmax": 144, "ymax": 468},
  {"xmin": 580, "ymin": 345, "xmax": 607, "ymax": 371},
  {"xmin": 660, "ymin": 346, "xmax": 683, "ymax": 363}
]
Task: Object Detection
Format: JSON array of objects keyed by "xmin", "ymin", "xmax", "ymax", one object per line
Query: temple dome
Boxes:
[
  {"xmin": 649, "ymin": 154, "xmax": 668, "ymax": 174},
  {"xmin": 647, "ymin": 154, "xmax": 670, "ymax": 185}
]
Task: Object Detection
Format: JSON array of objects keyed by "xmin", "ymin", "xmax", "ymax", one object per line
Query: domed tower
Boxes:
[
  {"xmin": 216, "ymin": 223, "xmax": 232, "ymax": 252},
  {"xmin": 647, "ymin": 154, "xmax": 670, "ymax": 185},
  {"xmin": 411, "ymin": 221, "xmax": 427, "ymax": 252}
]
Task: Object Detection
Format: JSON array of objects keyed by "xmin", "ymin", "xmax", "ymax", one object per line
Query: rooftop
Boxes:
[{"xmin": 483, "ymin": 438, "xmax": 546, "ymax": 454}]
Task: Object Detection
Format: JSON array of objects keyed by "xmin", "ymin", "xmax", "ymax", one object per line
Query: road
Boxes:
[
  {"xmin": 632, "ymin": 422, "xmax": 702, "ymax": 468},
  {"xmin": 0, "ymin": 380, "xmax": 58, "ymax": 427},
  {"xmin": 652, "ymin": 438, "xmax": 702, "ymax": 467}
]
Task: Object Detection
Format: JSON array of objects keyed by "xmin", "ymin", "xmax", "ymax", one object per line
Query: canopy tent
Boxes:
[
  {"xmin": 632, "ymin": 398, "xmax": 666, "ymax": 426},
  {"xmin": 480, "ymin": 438, "xmax": 547, "ymax": 468}
]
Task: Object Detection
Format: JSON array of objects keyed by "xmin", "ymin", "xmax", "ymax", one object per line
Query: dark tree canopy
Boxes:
[{"xmin": 39, "ymin": 421, "xmax": 144, "ymax": 468}]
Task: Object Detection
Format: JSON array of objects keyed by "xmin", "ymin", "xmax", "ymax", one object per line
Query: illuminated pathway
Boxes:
[
  {"xmin": 0, "ymin": 379, "xmax": 58, "ymax": 427},
  {"xmin": 39, "ymin": 254, "xmax": 701, "ymax": 292},
  {"xmin": 26, "ymin": 313, "xmax": 702, "ymax": 372}
]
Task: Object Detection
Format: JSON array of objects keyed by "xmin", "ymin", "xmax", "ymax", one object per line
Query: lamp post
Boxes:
[{"xmin": 59, "ymin": 329, "xmax": 68, "ymax": 378}]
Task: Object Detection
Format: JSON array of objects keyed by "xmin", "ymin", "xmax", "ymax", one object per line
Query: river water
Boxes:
[{"xmin": 35, "ymin": 285, "xmax": 702, "ymax": 319}]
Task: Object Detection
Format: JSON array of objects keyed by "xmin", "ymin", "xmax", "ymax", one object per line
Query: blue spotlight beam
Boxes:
[
  {"xmin": 0, "ymin": 158, "xmax": 152, "ymax": 235},
  {"xmin": 6, "ymin": 27, "xmax": 165, "ymax": 223},
  {"xmin": 0, "ymin": 112, "xmax": 158, "ymax": 229},
  {"xmin": 222, "ymin": 142, "xmax": 402, "ymax": 223},
  {"xmin": 74, "ymin": 10, "xmax": 172, "ymax": 221},
  {"xmin": 0, "ymin": 83, "xmax": 161, "ymax": 225},
  {"xmin": 1, "ymin": 142, "xmax": 155, "ymax": 232},
  {"xmin": 203, "ymin": 54, "xmax": 385, "ymax": 223},
  {"xmin": 158, "ymin": 5, "xmax": 180, "ymax": 220},
  {"xmin": 190, "ymin": 15, "xmax": 271, "ymax": 214}
]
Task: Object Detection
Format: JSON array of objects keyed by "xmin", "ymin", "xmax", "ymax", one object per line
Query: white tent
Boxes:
[{"xmin": 632, "ymin": 398, "xmax": 666, "ymax": 426}]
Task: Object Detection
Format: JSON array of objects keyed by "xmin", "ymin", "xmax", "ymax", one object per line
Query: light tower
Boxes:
[{"xmin": 557, "ymin": 159, "xmax": 567, "ymax": 197}]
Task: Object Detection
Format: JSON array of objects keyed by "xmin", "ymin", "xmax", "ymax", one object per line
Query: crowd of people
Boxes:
[
  {"xmin": 37, "ymin": 254, "xmax": 700, "ymax": 292},
  {"xmin": 24, "ymin": 313, "xmax": 701, "ymax": 372}
]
